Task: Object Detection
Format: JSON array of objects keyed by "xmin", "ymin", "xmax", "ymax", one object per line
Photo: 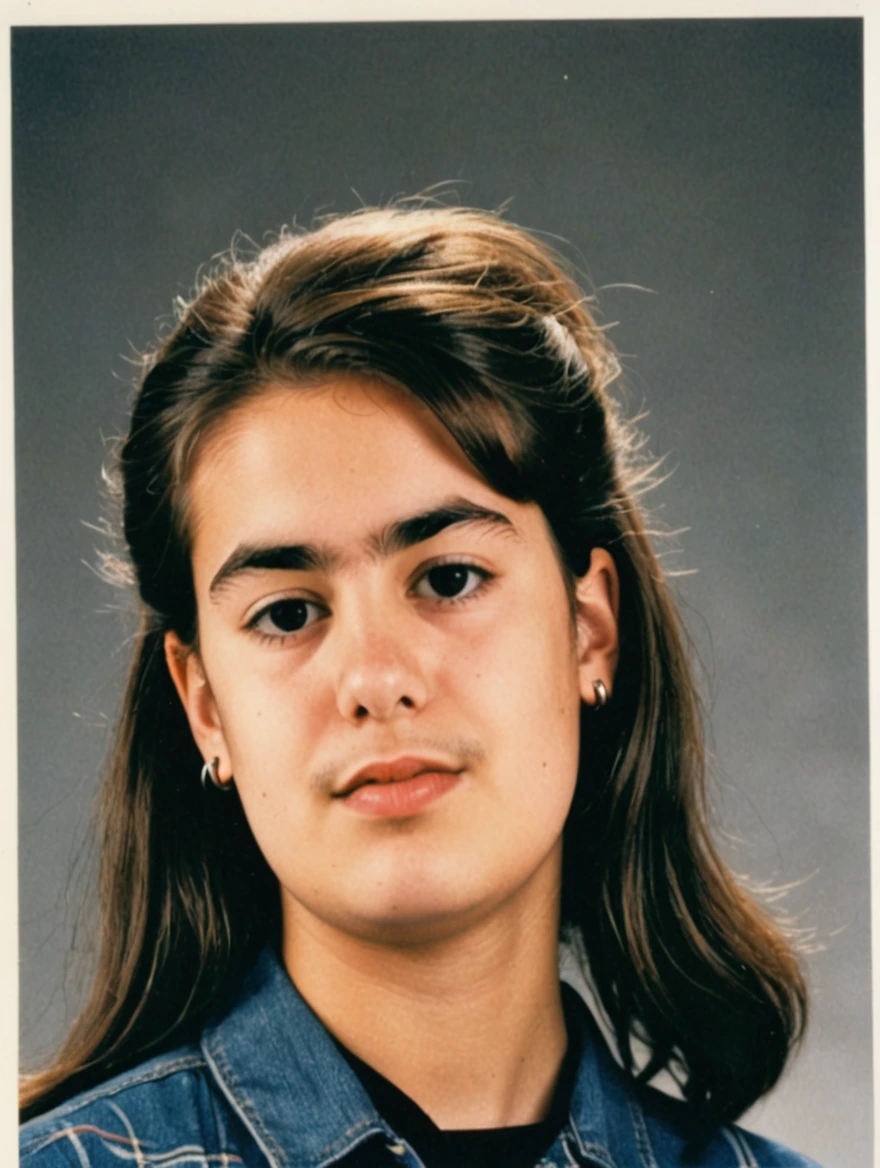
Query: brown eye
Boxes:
[
  {"xmin": 253, "ymin": 598, "xmax": 322, "ymax": 637},
  {"xmin": 414, "ymin": 564, "xmax": 487, "ymax": 601}
]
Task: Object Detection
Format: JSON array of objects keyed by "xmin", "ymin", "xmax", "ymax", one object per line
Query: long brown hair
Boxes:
[{"xmin": 21, "ymin": 203, "xmax": 807, "ymax": 1128}]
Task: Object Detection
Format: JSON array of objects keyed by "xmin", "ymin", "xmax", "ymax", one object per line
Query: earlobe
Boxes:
[
  {"xmin": 164, "ymin": 631, "xmax": 231, "ymax": 775},
  {"xmin": 574, "ymin": 548, "xmax": 620, "ymax": 708}
]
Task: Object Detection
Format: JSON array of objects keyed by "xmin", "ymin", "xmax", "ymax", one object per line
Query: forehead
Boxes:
[{"xmin": 186, "ymin": 376, "xmax": 528, "ymax": 560}]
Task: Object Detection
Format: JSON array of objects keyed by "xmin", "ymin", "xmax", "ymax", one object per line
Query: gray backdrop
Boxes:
[{"xmin": 13, "ymin": 21, "xmax": 867, "ymax": 1166}]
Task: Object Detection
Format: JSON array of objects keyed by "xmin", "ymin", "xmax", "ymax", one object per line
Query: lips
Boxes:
[{"xmin": 334, "ymin": 756, "xmax": 462, "ymax": 798}]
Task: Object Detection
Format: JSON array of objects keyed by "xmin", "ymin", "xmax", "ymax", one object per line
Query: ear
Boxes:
[
  {"xmin": 164, "ymin": 631, "xmax": 233, "ymax": 783},
  {"xmin": 574, "ymin": 548, "xmax": 620, "ymax": 707}
]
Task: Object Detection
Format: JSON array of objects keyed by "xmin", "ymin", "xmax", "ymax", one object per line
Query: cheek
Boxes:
[
  {"xmin": 471, "ymin": 593, "xmax": 580, "ymax": 714},
  {"xmin": 205, "ymin": 652, "xmax": 313, "ymax": 787},
  {"xmin": 453, "ymin": 599, "xmax": 582, "ymax": 787},
  {"xmin": 515, "ymin": 611, "xmax": 582, "ymax": 790}
]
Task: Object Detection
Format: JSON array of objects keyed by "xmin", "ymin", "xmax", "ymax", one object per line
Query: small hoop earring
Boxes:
[
  {"xmin": 592, "ymin": 679, "xmax": 609, "ymax": 709},
  {"xmin": 201, "ymin": 757, "xmax": 233, "ymax": 792}
]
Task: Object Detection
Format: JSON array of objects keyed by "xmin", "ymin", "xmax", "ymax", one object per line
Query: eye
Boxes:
[
  {"xmin": 250, "ymin": 598, "xmax": 325, "ymax": 638},
  {"xmin": 412, "ymin": 563, "xmax": 489, "ymax": 602}
]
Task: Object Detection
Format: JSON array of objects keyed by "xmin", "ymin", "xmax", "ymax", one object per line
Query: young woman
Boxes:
[{"xmin": 20, "ymin": 205, "xmax": 816, "ymax": 1167}]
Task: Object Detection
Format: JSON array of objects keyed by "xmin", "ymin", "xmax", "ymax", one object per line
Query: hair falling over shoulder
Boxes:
[{"xmin": 20, "ymin": 200, "xmax": 808, "ymax": 1128}]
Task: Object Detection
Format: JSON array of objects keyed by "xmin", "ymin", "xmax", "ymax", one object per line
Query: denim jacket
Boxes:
[{"xmin": 21, "ymin": 946, "xmax": 819, "ymax": 1168}]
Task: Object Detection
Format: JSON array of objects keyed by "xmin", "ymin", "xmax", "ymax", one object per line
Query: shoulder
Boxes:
[
  {"xmin": 635, "ymin": 1081, "xmax": 822, "ymax": 1167},
  {"xmin": 20, "ymin": 1044, "xmax": 255, "ymax": 1168},
  {"xmin": 734, "ymin": 1126, "xmax": 823, "ymax": 1167},
  {"xmin": 568, "ymin": 989, "xmax": 822, "ymax": 1167}
]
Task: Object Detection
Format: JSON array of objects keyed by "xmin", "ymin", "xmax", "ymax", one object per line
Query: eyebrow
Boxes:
[{"xmin": 208, "ymin": 498, "xmax": 517, "ymax": 598}]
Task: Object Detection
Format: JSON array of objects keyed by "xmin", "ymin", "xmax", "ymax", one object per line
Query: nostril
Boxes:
[{"xmin": 338, "ymin": 664, "xmax": 427, "ymax": 723}]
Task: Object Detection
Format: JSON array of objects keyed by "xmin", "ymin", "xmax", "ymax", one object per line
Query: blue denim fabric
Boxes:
[{"xmin": 21, "ymin": 946, "xmax": 820, "ymax": 1168}]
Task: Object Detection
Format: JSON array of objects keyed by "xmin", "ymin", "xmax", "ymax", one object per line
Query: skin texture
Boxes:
[{"xmin": 166, "ymin": 375, "xmax": 618, "ymax": 1128}]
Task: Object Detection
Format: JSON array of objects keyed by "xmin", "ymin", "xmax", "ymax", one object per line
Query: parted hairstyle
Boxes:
[{"xmin": 21, "ymin": 203, "xmax": 807, "ymax": 1128}]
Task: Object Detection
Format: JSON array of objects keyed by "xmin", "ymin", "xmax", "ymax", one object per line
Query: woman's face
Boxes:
[{"xmin": 166, "ymin": 376, "xmax": 618, "ymax": 946}]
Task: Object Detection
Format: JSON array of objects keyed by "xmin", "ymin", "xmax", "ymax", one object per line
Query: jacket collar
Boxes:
[{"xmin": 201, "ymin": 945, "xmax": 631, "ymax": 1168}]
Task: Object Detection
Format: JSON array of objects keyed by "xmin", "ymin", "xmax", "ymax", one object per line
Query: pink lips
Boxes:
[{"xmin": 335, "ymin": 756, "xmax": 462, "ymax": 818}]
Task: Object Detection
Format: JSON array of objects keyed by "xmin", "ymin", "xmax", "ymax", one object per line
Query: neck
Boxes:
[{"xmin": 280, "ymin": 856, "xmax": 567, "ymax": 1131}]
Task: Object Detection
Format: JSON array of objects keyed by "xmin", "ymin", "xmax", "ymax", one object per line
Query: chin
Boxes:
[
  {"xmin": 343, "ymin": 901, "xmax": 488, "ymax": 948},
  {"xmin": 332, "ymin": 866, "xmax": 495, "ymax": 947}
]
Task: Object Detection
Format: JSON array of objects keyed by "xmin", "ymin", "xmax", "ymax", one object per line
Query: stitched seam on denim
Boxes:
[
  {"xmin": 210, "ymin": 1091, "xmax": 231, "ymax": 1153},
  {"xmin": 563, "ymin": 1112, "xmax": 619, "ymax": 1168},
  {"xmin": 566, "ymin": 1142, "xmax": 618, "ymax": 1168},
  {"xmin": 21, "ymin": 1057, "xmax": 208, "ymax": 1156},
  {"xmin": 35, "ymin": 1126, "xmax": 244, "ymax": 1168},
  {"xmin": 202, "ymin": 1047, "xmax": 384, "ymax": 1167},
  {"xmin": 107, "ymin": 1101, "xmax": 145, "ymax": 1166},
  {"xmin": 380, "ymin": 1138, "xmax": 428, "ymax": 1168},
  {"xmin": 559, "ymin": 1133, "xmax": 581, "ymax": 1167},
  {"xmin": 67, "ymin": 1131, "xmax": 91, "ymax": 1168},
  {"xmin": 313, "ymin": 1127, "xmax": 392, "ymax": 1168},
  {"xmin": 627, "ymin": 1098, "xmax": 659, "ymax": 1168},
  {"xmin": 316, "ymin": 1118, "xmax": 383, "ymax": 1162},
  {"xmin": 203, "ymin": 1040, "xmax": 387, "ymax": 1168},
  {"xmin": 98, "ymin": 1100, "xmax": 239, "ymax": 1167},
  {"xmin": 200, "ymin": 1042, "xmax": 285, "ymax": 1168},
  {"xmin": 566, "ymin": 1112, "xmax": 598, "ymax": 1163},
  {"xmin": 723, "ymin": 1127, "xmax": 759, "ymax": 1168},
  {"xmin": 737, "ymin": 1129, "xmax": 760, "ymax": 1168},
  {"xmin": 566, "ymin": 1109, "xmax": 621, "ymax": 1168}
]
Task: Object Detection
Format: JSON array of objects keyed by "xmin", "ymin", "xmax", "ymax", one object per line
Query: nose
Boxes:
[{"xmin": 333, "ymin": 613, "xmax": 430, "ymax": 725}]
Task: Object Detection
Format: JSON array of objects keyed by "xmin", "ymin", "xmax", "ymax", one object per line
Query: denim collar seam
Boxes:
[
  {"xmin": 567, "ymin": 1145, "xmax": 619, "ymax": 1168},
  {"xmin": 556, "ymin": 1130, "xmax": 584, "ymax": 1167},
  {"xmin": 627, "ymin": 1096, "xmax": 660, "ymax": 1168},
  {"xmin": 311, "ymin": 1120, "xmax": 393, "ymax": 1168},
  {"xmin": 721, "ymin": 1126, "xmax": 759, "ymax": 1168},
  {"xmin": 564, "ymin": 1117, "xmax": 620, "ymax": 1168},
  {"xmin": 203, "ymin": 1031, "xmax": 390, "ymax": 1168},
  {"xmin": 202, "ymin": 1038, "xmax": 289, "ymax": 1168}
]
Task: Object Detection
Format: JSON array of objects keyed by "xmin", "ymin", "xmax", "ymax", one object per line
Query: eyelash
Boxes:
[{"xmin": 245, "ymin": 560, "xmax": 494, "ymax": 646}]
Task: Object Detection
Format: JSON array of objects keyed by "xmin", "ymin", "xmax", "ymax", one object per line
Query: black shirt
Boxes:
[{"xmin": 336, "ymin": 984, "xmax": 584, "ymax": 1168}]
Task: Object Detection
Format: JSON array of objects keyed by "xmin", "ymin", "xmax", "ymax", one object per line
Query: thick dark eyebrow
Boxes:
[
  {"xmin": 208, "ymin": 498, "xmax": 516, "ymax": 598},
  {"xmin": 371, "ymin": 500, "xmax": 516, "ymax": 557},
  {"xmin": 210, "ymin": 543, "xmax": 338, "ymax": 596}
]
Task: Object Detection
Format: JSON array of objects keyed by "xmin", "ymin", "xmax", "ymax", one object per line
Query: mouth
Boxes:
[
  {"xmin": 334, "ymin": 756, "xmax": 464, "ymax": 818},
  {"xmin": 335, "ymin": 756, "xmax": 463, "ymax": 797}
]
